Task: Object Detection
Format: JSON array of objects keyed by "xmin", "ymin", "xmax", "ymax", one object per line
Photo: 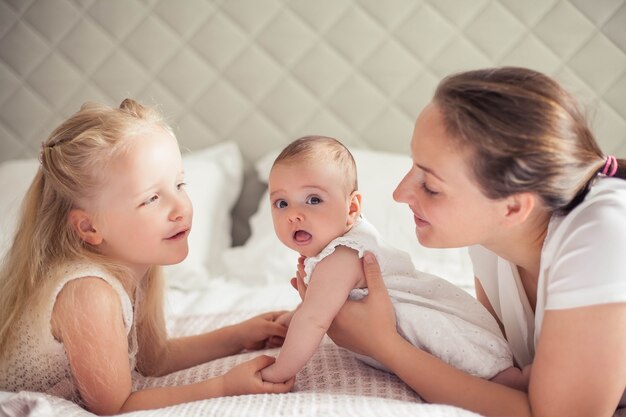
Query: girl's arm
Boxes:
[
  {"xmin": 261, "ymin": 245, "xmax": 363, "ymax": 383},
  {"xmin": 328, "ymin": 253, "xmax": 626, "ymax": 417},
  {"xmin": 52, "ymin": 278, "xmax": 293, "ymax": 416},
  {"xmin": 156, "ymin": 311, "xmax": 289, "ymax": 375}
]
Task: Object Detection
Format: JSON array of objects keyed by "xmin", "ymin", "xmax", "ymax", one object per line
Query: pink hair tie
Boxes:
[{"xmin": 601, "ymin": 155, "xmax": 618, "ymax": 177}]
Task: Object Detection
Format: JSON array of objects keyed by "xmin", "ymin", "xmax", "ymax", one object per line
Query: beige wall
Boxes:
[{"xmin": 1, "ymin": 0, "xmax": 625, "ymax": 239}]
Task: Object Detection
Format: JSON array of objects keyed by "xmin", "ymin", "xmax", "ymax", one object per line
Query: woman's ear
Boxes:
[
  {"xmin": 68, "ymin": 209, "xmax": 103, "ymax": 246},
  {"xmin": 501, "ymin": 192, "xmax": 536, "ymax": 227},
  {"xmin": 347, "ymin": 191, "xmax": 362, "ymax": 226}
]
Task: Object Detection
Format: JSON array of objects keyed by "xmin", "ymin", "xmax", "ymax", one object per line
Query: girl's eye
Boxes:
[
  {"xmin": 306, "ymin": 196, "xmax": 321, "ymax": 205},
  {"xmin": 421, "ymin": 182, "xmax": 439, "ymax": 197},
  {"xmin": 177, "ymin": 182, "xmax": 187, "ymax": 190},
  {"xmin": 142, "ymin": 195, "xmax": 159, "ymax": 206},
  {"xmin": 274, "ymin": 199, "xmax": 288, "ymax": 209}
]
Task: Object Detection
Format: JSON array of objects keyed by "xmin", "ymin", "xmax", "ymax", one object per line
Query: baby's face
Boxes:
[{"xmin": 268, "ymin": 161, "xmax": 355, "ymax": 257}]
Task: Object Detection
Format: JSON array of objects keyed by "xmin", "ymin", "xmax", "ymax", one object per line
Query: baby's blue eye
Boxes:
[
  {"xmin": 274, "ymin": 199, "xmax": 288, "ymax": 209},
  {"xmin": 306, "ymin": 196, "xmax": 321, "ymax": 205}
]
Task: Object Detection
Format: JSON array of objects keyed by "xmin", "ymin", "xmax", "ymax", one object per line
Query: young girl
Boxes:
[
  {"xmin": 0, "ymin": 99, "xmax": 293, "ymax": 415},
  {"xmin": 260, "ymin": 136, "xmax": 524, "ymax": 390},
  {"xmin": 317, "ymin": 67, "xmax": 626, "ymax": 416}
]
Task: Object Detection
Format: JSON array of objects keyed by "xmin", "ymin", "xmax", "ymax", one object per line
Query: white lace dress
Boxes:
[
  {"xmin": 303, "ymin": 217, "xmax": 513, "ymax": 379},
  {"xmin": 0, "ymin": 262, "xmax": 138, "ymax": 402}
]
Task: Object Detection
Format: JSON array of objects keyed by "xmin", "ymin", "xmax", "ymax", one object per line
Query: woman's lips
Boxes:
[{"xmin": 414, "ymin": 214, "xmax": 430, "ymax": 228}]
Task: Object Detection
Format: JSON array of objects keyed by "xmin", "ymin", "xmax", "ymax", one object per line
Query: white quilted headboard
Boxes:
[{"xmin": 1, "ymin": 0, "xmax": 625, "ymax": 243}]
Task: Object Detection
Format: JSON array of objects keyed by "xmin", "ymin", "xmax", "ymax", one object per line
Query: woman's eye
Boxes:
[
  {"xmin": 274, "ymin": 199, "xmax": 288, "ymax": 209},
  {"xmin": 421, "ymin": 182, "xmax": 439, "ymax": 196}
]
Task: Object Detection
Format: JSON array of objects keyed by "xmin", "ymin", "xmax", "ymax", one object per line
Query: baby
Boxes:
[{"xmin": 260, "ymin": 135, "xmax": 526, "ymax": 390}]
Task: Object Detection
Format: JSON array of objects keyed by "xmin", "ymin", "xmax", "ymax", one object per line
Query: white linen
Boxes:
[{"xmin": 0, "ymin": 312, "xmax": 484, "ymax": 417}]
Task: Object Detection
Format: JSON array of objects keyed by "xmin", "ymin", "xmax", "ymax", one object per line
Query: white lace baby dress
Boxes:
[{"xmin": 303, "ymin": 217, "xmax": 513, "ymax": 379}]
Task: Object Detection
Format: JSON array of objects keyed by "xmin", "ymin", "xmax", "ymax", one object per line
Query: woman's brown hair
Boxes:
[{"xmin": 434, "ymin": 67, "xmax": 625, "ymax": 215}]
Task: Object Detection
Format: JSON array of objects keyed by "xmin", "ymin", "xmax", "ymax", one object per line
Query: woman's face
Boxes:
[{"xmin": 393, "ymin": 102, "xmax": 507, "ymax": 248}]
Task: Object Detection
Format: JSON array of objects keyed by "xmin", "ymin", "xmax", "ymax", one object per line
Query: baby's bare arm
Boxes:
[{"xmin": 261, "ymin": 246, "xmax": 364, "ymax": 382}]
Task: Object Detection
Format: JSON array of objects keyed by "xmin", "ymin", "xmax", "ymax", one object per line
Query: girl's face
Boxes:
[
  {"xmin": 393, "ymin": 102, "xmax": 506, "ymax": 249},
  {"xmin": 268, "ymin": 161, "xmax": 359, "ymax": 258},
  {"xmin": 89, "ymin": 126, "xmax": 192, "ymax": 277}
]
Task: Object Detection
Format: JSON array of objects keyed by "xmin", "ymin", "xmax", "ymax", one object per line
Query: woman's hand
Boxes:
[
  {"xmin": 221, "ymin": 355, "xmax": 294, "ymax": 396},
  {"xmin": 327, "ymin": 252, "xmax": 397, "ymax": 358},
  {"xmin": 235, "ymin": 311, "xmax": 289, "ymax": 351}
]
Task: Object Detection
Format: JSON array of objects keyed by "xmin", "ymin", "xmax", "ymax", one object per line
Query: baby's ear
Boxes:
[
  {"xmin": 68, "ymin": 209, "xmax": 103, "ymax": 246},
  {"xmin": 347, "ymin": 191, "xmax": 362, "ymax": 226}
]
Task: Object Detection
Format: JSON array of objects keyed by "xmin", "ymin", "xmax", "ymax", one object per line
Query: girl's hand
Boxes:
[
  {"xmin": 236, "ymin": 311, "xmax": 289, "ymax": 351},
  {"xmin": 222, "ymin": 355, "xmax": 294, "ymax": 396},
  {"xmin": 327, "ymin": 252, "xmax": 397, "ymax": 358}
]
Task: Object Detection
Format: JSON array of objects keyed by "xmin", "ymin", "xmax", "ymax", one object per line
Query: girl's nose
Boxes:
[{"xmin": 170, "ymin": 194, "xmax": 192, "ymax": 221}]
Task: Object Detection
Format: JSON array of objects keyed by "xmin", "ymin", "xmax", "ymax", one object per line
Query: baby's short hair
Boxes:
[{"xmin": 273, "ymin": 135, "xmax": 358, "ymax": 193}]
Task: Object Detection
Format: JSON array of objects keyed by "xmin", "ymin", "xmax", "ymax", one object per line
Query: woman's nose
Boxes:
[{"xmin": 393, "ymin": 171, "xmax": 412, "ymax": 203}]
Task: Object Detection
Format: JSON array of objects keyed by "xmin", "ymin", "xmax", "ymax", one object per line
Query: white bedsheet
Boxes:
[{"xmin": 2, "ymin": 282, "xmax": 626, "ymax": 417}]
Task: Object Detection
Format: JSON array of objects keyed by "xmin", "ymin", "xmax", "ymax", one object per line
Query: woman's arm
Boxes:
[
  {"xmin": 52, "ymin": 278, "xmax": 293, "ymax": 416},
  {"xmin": 327, "ymin": 253, "xmax": 626, "ymax": 417},
  {"xmin": 261, "ymin": 246, "xmax": 363, "ymax": 382}
]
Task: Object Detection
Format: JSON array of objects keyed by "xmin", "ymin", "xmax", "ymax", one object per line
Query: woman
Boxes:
[{"xmin": 296, "ymin": 67, "xmax": 626, "ymax": 417}]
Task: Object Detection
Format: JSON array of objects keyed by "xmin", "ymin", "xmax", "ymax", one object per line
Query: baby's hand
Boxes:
[
  {"xmin": 222, "ymin": 355, "xmax": 294, "ymax": 395},
  {"xmin": 290, "ymin": 256, "xmax": 307, "ymax": 300}
]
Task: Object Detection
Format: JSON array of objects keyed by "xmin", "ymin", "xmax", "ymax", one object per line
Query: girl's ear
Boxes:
[
  {"xmin": 68, "ymin": 209, "xmax": 103, "ymax": 246},
  {"xmin": 501, "ymin": 192, "xmax": 536, "ymax": 227},
  {"xmin": 347, "ymin": 191, "xmax": 362, "ymax": 226}
]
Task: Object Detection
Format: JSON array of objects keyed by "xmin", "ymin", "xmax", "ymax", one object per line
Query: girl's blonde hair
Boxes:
[{"xmin": 0, "ymin": 99, "xmax": 170, "ymax": 372}]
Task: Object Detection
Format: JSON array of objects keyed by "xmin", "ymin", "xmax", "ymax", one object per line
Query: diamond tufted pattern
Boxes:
[{"xmin": 1, "ymin": 0, "xmax": 625, "ymax": 242}]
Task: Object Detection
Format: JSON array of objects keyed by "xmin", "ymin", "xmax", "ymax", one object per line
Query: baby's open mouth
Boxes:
[{"xmin": 293, "ymin": 230, "xmax": 312, "ymax": 244}]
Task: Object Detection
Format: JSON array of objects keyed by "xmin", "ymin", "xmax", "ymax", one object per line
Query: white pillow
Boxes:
[
  {"xmin": 0, "ymin": 159, "xmax": 40, "ymax": 260},
  {"xmin": 222, "ymin": 147, "xmax": 474, "ymax": 290},
  {"xmin": 164, "ymin": 142, "xmax": 243, "ymax": 290},
  {"xmin": 0, "ymin": 142, "xmax": 243, "ymax": 291}
]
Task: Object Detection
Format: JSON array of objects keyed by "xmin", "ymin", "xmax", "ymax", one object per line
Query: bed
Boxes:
[
  {"xmin": 1, "ymin": 143, "xmax": 625, "ymax": 417},
  {"xmin": 0, "ymin": 142, "xmax": 486, "ymax": 417}
]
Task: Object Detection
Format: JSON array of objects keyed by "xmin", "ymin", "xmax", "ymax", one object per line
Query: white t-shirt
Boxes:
[{"xmin": 469, "ymin": 177, "xmax": 626, "ymax": 367}]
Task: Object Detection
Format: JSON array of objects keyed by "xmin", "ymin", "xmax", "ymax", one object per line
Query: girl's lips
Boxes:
[{"xmin": 166, "ymin": 228, "xmax": 189, "ymax": 240}]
